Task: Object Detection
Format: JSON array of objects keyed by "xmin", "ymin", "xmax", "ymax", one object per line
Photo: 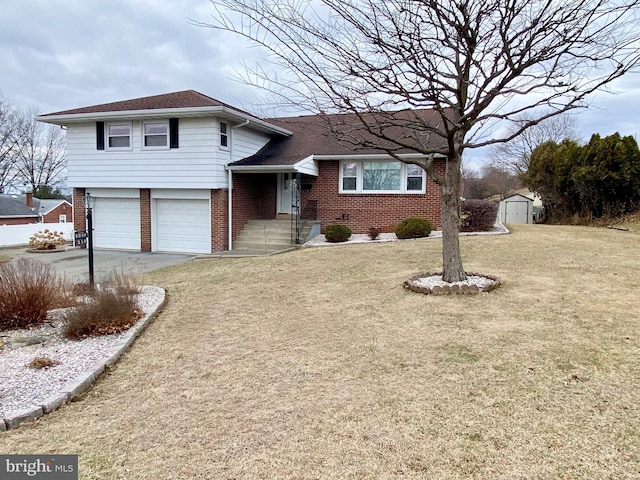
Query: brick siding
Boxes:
[
  {"xmin": 211, "ymin": 189, "xmax": 229, "ymax": 251},
  {"xmin": 303, "ymin": 160, "xmax": 444, "ymax": 233},
  {"xmin": 140, "ymin": 189, "xmax": 151, "ymax": 252},
  {"xmin": 72, "ymin": 188, "xmax": 86, "ymax": 233},
  {"xmin": 231, "ymin": 173, "xmax": 277, "ymax": 241}
]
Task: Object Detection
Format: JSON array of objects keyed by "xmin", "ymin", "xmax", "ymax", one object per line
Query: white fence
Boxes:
[{"xmin": 0, "ymin": 223, "xmax": 75, "ymax": 248}]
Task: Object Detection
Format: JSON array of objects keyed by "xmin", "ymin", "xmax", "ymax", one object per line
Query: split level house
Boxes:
[{"xmin": 37, "ymin": 90, "xmax": 446, "ymax": 254}]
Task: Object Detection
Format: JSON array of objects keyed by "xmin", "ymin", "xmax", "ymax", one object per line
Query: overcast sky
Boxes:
[{"xmin": 2, "ymin": 0, "xmax": 640, "ymax": 170}]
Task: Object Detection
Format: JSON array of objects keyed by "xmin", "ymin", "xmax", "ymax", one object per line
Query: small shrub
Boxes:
[
  {"xmin": 28, "ymin": 229, "xmax": 66, "ymax": 250},
  {"xmin": 367, "ymin": 226, "xmax": 381, "ymax": 240},
  {"xmin": 101, "ymin": 268, "xmax": 142, "ymax": 295},
  {"xmin": 28, "ymin": 356, "xmax": 60, "ymax": 369},
  {"xmin": 460, "ymin": 200, "xmax": 499, "ymax": 232},
  {"xmin": 0, "ymin": 259, "xmax": 61, "ymax": 330},
  {"xmin": 394, "ymin": 217, "xmax": 433, "ymax": 239},
  {"xmin": 63, "ymin": 289, "xmax": 143, "ymax": 339},
  {"xmin": 325, "ymin": 224, "xmax": 352, "ymax": 243}
]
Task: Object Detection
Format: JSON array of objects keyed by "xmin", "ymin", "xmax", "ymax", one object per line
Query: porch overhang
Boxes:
[{"xmin": 226, "ymin": 155, "xmax": 318, "ymax": 176}]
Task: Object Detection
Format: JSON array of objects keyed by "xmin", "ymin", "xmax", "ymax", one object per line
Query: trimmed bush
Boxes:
[
  {"xmin": 325, "ymin": 224, "xmax": 352, "ymax": 243},
  {"xmin": 29, "ymin": 229, "xmax": 66, "ymax": 250},
  {"xmin": 460, "ymin": 199, "xmax": 499, "ymax": 232},
  {"xmin": 63, "ymin": 289, "xmax": 143, "ymax": 339},
  {"xmin": 0, "ymin": 259, "xmax": 62, "ymax": 330},
  {"xmin": 63, "ymin": 270, "xmax": 144, "ymax": 339},
  {"xmin": 394, "ymin": 217, "xmax": 433, "ymax": 239},
  {"xmin": 367, "ymin": 226, "xmax": 381, "ymax": 240}
]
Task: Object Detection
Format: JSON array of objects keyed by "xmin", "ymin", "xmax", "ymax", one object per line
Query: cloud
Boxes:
[
  {"xmin": 0, "ymin": 0, "xmax": 265, "ymax": 114},
  {"xmin": 1, "ymin": 0, "xmax": 639, "ymax": 162}
]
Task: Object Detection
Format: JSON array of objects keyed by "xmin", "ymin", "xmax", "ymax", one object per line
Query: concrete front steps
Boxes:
[{"xmin": 232, "ymin": 218, "xmax": 317, "ymax": 254}]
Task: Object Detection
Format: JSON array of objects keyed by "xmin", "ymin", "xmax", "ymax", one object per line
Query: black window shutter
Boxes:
[
  {"xmin": 96, "ymin": 122, "xmax": 105, "ymax": 150},
  {"xmin": 169, "ymin": 118, "xmax": 179, "ymax": 148}
]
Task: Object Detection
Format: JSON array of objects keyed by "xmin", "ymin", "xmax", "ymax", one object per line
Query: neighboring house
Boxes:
[
  {"xmin": 0, "ymin": 194, "xmax": 40, "ymax": 225},
  {"xmin": 37, "ymin": 90, "xmax": 447, "ymax": 254},
  {"xmin": 0, "ymin": 193, "xmax": 73, "ymax": 225},
  {"xmin": 32, "ymin": 198, "xmax": 73, "ymax": 224}
]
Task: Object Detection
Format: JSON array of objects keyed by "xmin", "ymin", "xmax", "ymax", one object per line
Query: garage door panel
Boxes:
[
  {"xmin": 155, "ymin": 199, "xmax": 210, "ymax": 253},
  {"xmin": 93, "ymin": 198, "xmax": 140, "ymax": 250}
]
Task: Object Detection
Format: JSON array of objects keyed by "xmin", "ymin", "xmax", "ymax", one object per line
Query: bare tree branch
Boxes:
[
  {"xmin": 13, "ymin": 107, "xmax": 67, "ymax": 193},
  {"xmin": 193, "ymin": 0, "xmax": 640, "ymax": 282}
]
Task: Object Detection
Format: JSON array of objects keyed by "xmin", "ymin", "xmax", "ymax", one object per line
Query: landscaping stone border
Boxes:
[
  {"xmin": 1, "ymin": 287, "xmax": 166, "ymax": 431},
  {"xmin": 403, "ymin": 272, "xmax": 502, "ymax": 295}
]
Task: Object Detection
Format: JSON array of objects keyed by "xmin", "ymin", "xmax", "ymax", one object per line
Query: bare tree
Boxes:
[
  {"xmin": 0, "ymin": 95, "xmax": 24, "ymax": 193},
  {"xmin": 199, "ymin": 0, "xmax": 640, "ymax": 282},
  {"xmin": 490, "ymin": 112, "xmax": 579, "ymax": 176},
  {"xmin": 479, "ymin": 164, "xmax": 522, "ymax": 200},
  {"xmin": 13, "ymin": 107, "xmax": 66, "ymax": 194}
]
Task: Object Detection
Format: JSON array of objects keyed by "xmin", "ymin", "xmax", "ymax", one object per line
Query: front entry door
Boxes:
[{"xmin": 277, "ymin": 173, "xmax": 296, "ymax": 214}]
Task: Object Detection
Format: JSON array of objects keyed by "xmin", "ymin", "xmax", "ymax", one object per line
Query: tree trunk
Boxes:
[{"xmin": 441, "ymin": 151, "xmax": 467, "ymax": 283}]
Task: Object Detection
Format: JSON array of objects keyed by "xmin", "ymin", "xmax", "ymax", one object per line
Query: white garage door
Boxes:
[
  {"xmin": 93, "ymin": 198, "xmax": 141, "ymax": 250},
  {"xmin": 155, "ymin": 199, "xmax": 211, "ymax": 253}
]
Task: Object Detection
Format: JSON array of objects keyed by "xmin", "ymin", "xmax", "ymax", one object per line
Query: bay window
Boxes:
[{"xmin": 340, "ymin": 160, "xmax": 425, "ymax": 193}]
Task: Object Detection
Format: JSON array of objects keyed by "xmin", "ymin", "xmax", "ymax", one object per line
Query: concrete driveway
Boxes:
[{"xmin": 0, "ymin": 246, "xmax": 194, "ymax": 282}]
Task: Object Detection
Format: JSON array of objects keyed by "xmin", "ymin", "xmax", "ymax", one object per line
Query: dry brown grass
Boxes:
[{"xmin": 2, "ymin": 224, "xmax": 639, "ymax": 479}]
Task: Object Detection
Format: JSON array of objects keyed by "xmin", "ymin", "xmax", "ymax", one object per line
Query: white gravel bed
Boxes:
[
  {"xmin": 0, "ymin": 286, "xmax": 164, "ymax": 418},
  {"xmin": 302, "ymin": 223, "xmax": 508, "ymax": 247},
  {"xmin": 411, "ymin": 274, "xmax": 497, "ymax": 290}
]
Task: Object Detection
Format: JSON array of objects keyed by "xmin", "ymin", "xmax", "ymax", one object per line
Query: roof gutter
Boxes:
[{"xmin": 37, "ymin": 107, "xmax": 293, "ymax": 136}]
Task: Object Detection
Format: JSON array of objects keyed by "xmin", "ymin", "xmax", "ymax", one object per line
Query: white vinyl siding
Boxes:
[
  {"xmin": 67, "ymin": 118, "xmax": 271, "ymax": 190},
  {"xmin": 229, "ymin": 128, "xmax": 271, "ymax": 162}
]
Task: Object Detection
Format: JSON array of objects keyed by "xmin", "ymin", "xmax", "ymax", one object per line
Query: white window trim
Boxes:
[
  {"xmin": 219, "ymin": 121, "xmax": 230, "ymax": 151},
  {"xmin": 106, "ymin": 121, "xmax": 133, "ymax": 151},
  {"xmin": 339, "ymin": 159, "xmax": 426, "ymax": 194},
  {"xmin": 142, "ymin": 120, "xmax": 170, "ymax": 150}
]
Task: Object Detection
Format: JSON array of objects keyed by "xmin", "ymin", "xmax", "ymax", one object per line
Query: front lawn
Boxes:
[{"xmin": 2, "ymin": 224, "xmax": 639, "ymax": 479}]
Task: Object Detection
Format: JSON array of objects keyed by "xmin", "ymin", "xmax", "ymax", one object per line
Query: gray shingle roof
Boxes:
[
  {"xmin": 229, "ymin": 109, "xmax": 448, "ymax": 167},
  {"xmin": 39, "ymin": 90, "xmax": 253, "ymax": 117},
  {"xmin": 0, "ymin": 195, "xmax": 39, "ymax": 218}
]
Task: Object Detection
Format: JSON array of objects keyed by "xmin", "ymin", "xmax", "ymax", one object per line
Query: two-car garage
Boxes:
[{"xmin": 86, "ymin": 189, "xmax": 211, "ymax": 254}]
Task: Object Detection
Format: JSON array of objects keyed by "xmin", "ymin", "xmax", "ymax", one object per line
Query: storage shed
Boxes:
[{"xmin": 499, "ymin": 193, "xmax": 534, "ymax": 224}]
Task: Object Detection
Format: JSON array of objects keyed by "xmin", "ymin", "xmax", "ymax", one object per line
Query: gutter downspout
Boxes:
[
  {"xmin": 231, "ymin": 119, "xmax": 250, "ymax": 129},
  {"xmin": 228, "ymin": 169, "xmax": 233, "ymax": 251}
]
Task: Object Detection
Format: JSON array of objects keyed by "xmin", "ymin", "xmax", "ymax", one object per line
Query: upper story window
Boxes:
[
  {"xmin": 220, "ymin": 121, "xmax": 229, "ymax": 149},
  {"xmin": 107, "ymin": 122, "xmax": 132, "ymax": 149},
  {"xmin": 340, "ymin": 160, "xmax": 425, "ymax": 193},
  {"xmin": 143, "ymin": 121, "xmax": 169, "ymax": 148}
]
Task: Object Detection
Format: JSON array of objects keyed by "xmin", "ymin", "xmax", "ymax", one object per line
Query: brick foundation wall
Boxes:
[
  {"xmin": 72, "ymin": 188, "xmax": 86, "ymax": 233},
  {"xmin": 140, "ymin": 189, "xmax": 151, "ymax": 252},
  {"xmin": 305, "ymin": 161, "xmax": 444, "ymax": 233},
  {"xmin": 211, "ymin": 189, "xmax": 229, "ymax": 251},
  {"xmin": 231, "ymin": 173, "xmax": 277, "ymax": 241}
]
